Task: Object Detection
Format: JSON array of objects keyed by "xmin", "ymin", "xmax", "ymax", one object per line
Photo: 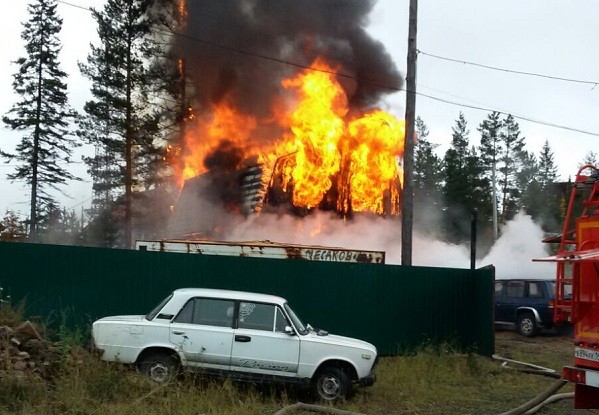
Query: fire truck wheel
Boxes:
[{"xmin": 517, "ymin": 312, "xmax": 537, "ymax": 337}]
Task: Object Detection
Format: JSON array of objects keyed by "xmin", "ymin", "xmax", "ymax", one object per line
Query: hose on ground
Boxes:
[
  {"xmin": 496, "ymin": 378, "xmax": 568, "ymax": 415},
  {"xmin": 273, "ymin": 355, "xmax": 573, "ymax": 415},
  {"xmin": 524, "ymin": 392, "xmax": 575, "ymax": 415},
  {"xmin": 492, "ymin": 354, "xmax": 559, "ymax": 378},
  {"xmin": 274, "ymin": 402, "xmax": 367, "ymax": 415}
]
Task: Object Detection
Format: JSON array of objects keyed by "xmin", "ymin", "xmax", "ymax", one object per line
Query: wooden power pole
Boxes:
[{"xmin": 402, "ymin": 0, "xmax": 418, "ymax": 266}]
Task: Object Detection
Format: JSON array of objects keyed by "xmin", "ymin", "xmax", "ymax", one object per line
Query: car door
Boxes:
[
  {"xmin": 230, "ymin": 301, "xmax": 300, "ymax": 377},
  {"xmin": 502, "ymin": 280, "xmax": 526, "ymax": 322},
  {"xmin": 494, "ymin": 281, "xmax": 507, "ymax": 322},
  {"xmin": 169, "ymin": 297, "xmax": 235, "ymax": 370}
]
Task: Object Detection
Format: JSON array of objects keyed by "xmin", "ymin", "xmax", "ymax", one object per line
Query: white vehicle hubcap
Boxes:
[
  {"xmin": 150, "ymin": 363, "xmax": 170, "ymax": 382},
  {"xmin": 320, "ymin": 376, "xmax": 341, "ymax": 399}
]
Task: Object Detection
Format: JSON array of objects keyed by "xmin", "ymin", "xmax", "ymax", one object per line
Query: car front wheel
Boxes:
[
  {"xmin": 312, "ymin": 367, "xmax": 352, "ymax": 401},
  {"xmin": 517, "ymin": 312, "xmax": 537, "ymax": 337},
  {"xmin": 138, "ymin": 352, "xmax": 179, "ymax": 383}
]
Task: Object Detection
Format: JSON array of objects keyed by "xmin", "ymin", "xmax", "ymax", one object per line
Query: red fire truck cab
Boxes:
[{"xmin": 535, "ymin": 164, "xmax": 599, "ymax": 409}]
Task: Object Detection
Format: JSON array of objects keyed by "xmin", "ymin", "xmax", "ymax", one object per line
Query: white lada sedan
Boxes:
[{"xmin": 92, "ymin": 288, "xmax": 377, "ymax": 401}]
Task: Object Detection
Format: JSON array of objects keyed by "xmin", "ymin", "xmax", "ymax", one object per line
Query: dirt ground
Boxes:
[{"xmin": 494, "ymin": 328, "xmax": 574, "ymax": 376}]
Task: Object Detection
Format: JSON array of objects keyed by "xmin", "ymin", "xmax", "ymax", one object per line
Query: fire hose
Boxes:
[{"xmin": 273, "ymin": 355, "xmax": 573, "ymax": 415}]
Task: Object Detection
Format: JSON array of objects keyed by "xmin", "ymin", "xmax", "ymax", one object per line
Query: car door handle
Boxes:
[
  {"xmin": 235, "ymin": 335, "xmax": 251, "ymax": 343},
  {"xmin": 172, "ymin": 330, "xmax": 186, "ymax": 335}
]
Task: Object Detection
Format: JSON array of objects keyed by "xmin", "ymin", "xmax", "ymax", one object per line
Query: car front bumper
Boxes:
[{"xmin": 357, "ymin": 371, "xmax": 376, "ymax": 387}]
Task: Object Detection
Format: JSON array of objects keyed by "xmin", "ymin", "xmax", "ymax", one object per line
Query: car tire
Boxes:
[
  {"xmin": 138, "ymin": 352, "xmax": 179, "ymax": 383},
  {"xmin": 312, "ymin": 367, "xmax": 352, "ymax": 401},
  {"xmin": 517, "ymin": 312, "xmax": 537, "ymax": 337}
]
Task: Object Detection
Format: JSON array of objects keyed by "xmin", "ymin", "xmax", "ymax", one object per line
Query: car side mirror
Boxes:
[{"xmin": 284, "ymin": 325, "xmax": 295, "ymax": 335}]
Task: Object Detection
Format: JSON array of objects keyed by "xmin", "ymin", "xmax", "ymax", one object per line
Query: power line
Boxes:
[
  {"xmin": 418, "ymin": 49, "xmax": 599, "ymax": 87},
  {"xmin": 56, "ymin": 0, "xmax": 91, "ymax": 11},
  {"xmin": 416, "ymin": 91, "xmax": 599, "ymax": 137},
  {"xmin": 52, "ymin": 0, "xmax": 599, "ymax": 137}
]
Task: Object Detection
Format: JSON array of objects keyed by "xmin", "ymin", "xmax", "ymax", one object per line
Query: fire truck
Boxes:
[{"xmin": 535, "ymin": 164, "xmax": 599, "ymax": 408}]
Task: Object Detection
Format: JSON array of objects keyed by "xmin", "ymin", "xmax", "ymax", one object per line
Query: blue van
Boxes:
[{"xmin": 494, "ymin": 279, "xmax": 557, "ymax": 337}]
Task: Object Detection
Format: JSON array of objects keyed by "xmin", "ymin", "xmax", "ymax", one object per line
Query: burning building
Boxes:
[{"xmin": 167, "ymin": 1, "xmax": 405, "ymax": 238}]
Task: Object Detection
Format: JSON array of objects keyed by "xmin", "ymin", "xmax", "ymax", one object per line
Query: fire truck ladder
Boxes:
[{"xmin": 547, "ymin": 165, "xmax": 599, "ymax": 325}]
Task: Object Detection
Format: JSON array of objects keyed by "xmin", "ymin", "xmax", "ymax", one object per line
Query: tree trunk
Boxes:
[
  {"xmin": 124, "ymin": 7, "xmax": 133, "ymax": 249},
  {"xmin": 31, "ymin": 3, "xmax": 46, "ymax": 238}
]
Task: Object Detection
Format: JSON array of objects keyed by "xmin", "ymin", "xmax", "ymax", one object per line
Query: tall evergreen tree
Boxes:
[
  {"xmin": 538, "ymin": 140, "xmax": 558, "ymax": 187},
  {"xmin": 497, "ymin": 115, "xmax": 525, "ymax": 221},
  {"xmin": 413, "ymin": 116, "xmax": 443, "ymax": 234},
  {"xmin": 516, "ymin": 150, "xmax": 542, "ymax": 217},
  {"xmin": 79, "ymin": 0, "xmax": 179, "ymax": 248},
  {"xmin": 2, "ymin": 0, "xmax": 79, "ymax": 237},
  {"xmin": 443, "ymin": 113, "xmax": 491, "ymax": 244},
  {"xmin": 477, "ymin": 111, "xmax": 502, "ymax": 238},
  {"xmin": 537, "ymin": 140, "xmax": 561, "ymax": 232}
]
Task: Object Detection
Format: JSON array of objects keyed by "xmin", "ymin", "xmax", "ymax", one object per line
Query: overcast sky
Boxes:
[{"xmin": 1, "ymin": 0, "xmax": 598, "ymax": 217}]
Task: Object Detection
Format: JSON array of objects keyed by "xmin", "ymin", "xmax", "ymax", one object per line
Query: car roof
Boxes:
[
  {"xmin": 496, "ymin": 278, "xmax": 554, "ymax": 282},
  {"xmin": 172, "ymin": 288, "xmax": 287, "ymax": 305}
]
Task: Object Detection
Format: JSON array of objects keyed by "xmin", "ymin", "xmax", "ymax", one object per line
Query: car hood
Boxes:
[{"xmin": 303, "ymin": 331, "xmax": 376, "ymax": 352}]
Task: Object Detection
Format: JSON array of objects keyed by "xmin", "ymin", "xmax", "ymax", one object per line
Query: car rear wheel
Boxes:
[
  {"xmin": 138, "ymin": 352, "xmax": 179, "ymax": 383},
  {"xmin": 312, "ymin": 367, "xmax": 352, "ymax": 401},
  {"xmin": 517, "ymin": 312, "xmax": 537, "ymax": 337}
]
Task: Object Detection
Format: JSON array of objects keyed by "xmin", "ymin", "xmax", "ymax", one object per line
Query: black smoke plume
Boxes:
[{"xmin": 173, "ymin": 0, "xmax": 402, "ymax": 127}]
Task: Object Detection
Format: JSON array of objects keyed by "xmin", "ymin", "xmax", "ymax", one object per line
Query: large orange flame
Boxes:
[{"xmin": 174, "ymin": 58, "xmax": 405, "ymax": 215}]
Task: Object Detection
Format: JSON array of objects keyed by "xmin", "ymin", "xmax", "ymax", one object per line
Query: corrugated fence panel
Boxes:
[{"xmin": 0, "ymin": 241, "xmax": 494, "ymax": 356}]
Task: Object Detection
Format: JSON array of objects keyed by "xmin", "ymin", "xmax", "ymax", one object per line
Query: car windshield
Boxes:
[
  {"xmin": 284, "ymin": 303, "xmax": 309, "ymax": 335},
  {"xmin": 145, "ymin": 293, "xmax": 173, "ymax": 321}
]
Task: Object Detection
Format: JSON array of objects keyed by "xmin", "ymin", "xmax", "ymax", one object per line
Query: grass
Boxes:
[{"xmin": 0, "ymin": 305, "xmax": 576, "ymax": 415}]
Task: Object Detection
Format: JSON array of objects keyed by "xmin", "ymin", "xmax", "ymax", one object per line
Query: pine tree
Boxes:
[
  {"xmin": 443, "ymin": 113, "xmax": 491, "ymax": 243},
  {"xmin": 538, "ymin": 140, "xmax": 558, "ymax": 187},
  {"xmin": 477, "ymin": 111, "xmax": 502, "ymax": 237},
  {"xmin": 516, "ymin": 150, "xmax": 541, "ymax": 216},
  {"xmin": 413, "ymin": 116, "xmax": 443, "ymax": 234},
  {"xmin": 2, "ymin": 0, "xmax": 79, "ymax": 237},
  {"xmin": 497, "ymin": 115, "xmax": 525, "ymax": 221},
  {"xmin": 0, "ymin": 211, "xmax": 27, "ymax": 241},
  {"xmin": 79, "ymin": 0, "xmax": 179, "ymax": 248},
  {"xmin": 580, "ymin": 150, "xmax": 598, "ymax": 168},
  {"xmin": 537, "ymin": 140, "xmax": 561, "ymax": 232}
]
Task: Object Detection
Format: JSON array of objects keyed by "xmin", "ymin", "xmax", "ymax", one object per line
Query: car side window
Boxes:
[
  {"xmin": 275, "ymin": 307, "xmax": 290, "ymax": 332},
  {"xmin": 528, "ymin": 282, "xmax": 543, "ymax": 298},
  {"xmin": 238, "ymin": 302, "xmax": 277, "ymax": 331},
  {"xmin": 495, "ymin": 282, "xmax": 504, "ymax": 299},
  {"xmin": 506, "ymin": 281, "xmax": 525, "ymax": 298},
  {"xmin": 173, "ymin": 298, "xmax": 235, "ymax": 328}
]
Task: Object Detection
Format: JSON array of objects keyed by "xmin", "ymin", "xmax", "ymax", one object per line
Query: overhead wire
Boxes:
[
  {"xmin": 418, "ymin": 49, "xmax": 599, "ymax": 87},
  {"xmin": 52, "ymin": 0, "xmax": 599, "ymax": 138}
]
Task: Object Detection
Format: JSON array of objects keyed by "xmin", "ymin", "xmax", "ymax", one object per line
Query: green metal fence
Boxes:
[{"xmin": 0, "ymin": 241, "xmax": 494, "ymax": 356}]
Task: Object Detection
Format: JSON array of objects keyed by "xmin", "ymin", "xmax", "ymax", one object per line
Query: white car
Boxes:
[{"xmin": 92, "ymin": 288, "xmax": 377, "ymax": 401}]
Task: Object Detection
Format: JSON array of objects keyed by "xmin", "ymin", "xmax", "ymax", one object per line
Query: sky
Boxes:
[{"xmin": 1, "ymin": 0, "xmax": 598, "ymax": 219}]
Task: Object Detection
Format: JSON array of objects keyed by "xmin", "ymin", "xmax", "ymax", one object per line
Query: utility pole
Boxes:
[{"xmin": 402, "ymin": 0, "xmax": 417, "ymax": 266}]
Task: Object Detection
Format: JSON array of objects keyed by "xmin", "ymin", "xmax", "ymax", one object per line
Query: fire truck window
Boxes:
[
  {"xmin": 528, "ymin": 282, "xmax": 543, "ymax": 298},
  {"xmin": 506, "ymin": 281, "xmax": 525, "ymax": 298},
  {"xmin": 238, "ymin": 302, "xmax": 276, "ymax": 331}
]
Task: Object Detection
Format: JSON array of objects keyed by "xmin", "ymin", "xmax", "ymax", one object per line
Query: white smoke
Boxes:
[
  {"xmin": 223, "ymin": 210, "xmax": 555, "ymax": 278},
  {"xmin": 480, "ymin": 212, "xmax": 554, "ymax": 279}
]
